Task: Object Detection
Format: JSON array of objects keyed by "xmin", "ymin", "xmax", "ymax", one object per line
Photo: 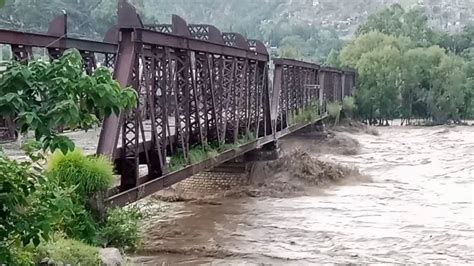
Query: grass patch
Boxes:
[
  {"xmin": 47, "ymin": 149, "xmax": 115, "ymax": 198},
  {"xmin": 167, "ymin": 131, "xmax": 258, "ymax": 171},
  {"xmin": 290, "ymin": 102, "xmax": 320, "ymax": 125},
  {"xmin": 98, "ymin": 207, "xmax": 142, "ymax": 252},
  {"xmin": 37, "ymin": 235, "xmax": 100, "ymax": 265}
]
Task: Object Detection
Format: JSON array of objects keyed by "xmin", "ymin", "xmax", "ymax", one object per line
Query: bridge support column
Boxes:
[
  {"xmin": 244, "ymin": 141, "xmax": 280, "ymax": 162},
  {"xmin": 319, "ymin": 71, "xmax": 326, "ymax": 114},
  {"xmin": 173, "ymin": 141, "xmax": 281, "ymax": 196},
  {"xmin": 288, "ymin": 119, "xmax": 327, "ymax": 138},
  {"xmin": 174, "ymin": 157, "xmax": 252, "ymax": 195}
]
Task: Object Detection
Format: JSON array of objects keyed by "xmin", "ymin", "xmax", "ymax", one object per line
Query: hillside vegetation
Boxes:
[{"xmin": 1, "ymin": 0, "xmax": 473, "ymax": 62}]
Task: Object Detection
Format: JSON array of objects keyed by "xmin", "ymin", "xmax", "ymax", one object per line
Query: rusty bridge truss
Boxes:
[{"xmin": 0, "ymin": 1, "xmax": 356, "ymax": 206}]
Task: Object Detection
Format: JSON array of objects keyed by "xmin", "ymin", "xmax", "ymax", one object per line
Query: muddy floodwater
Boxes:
[{"xmin": 131, "ymin": 125, "xmax": 474, "ymax": 265}]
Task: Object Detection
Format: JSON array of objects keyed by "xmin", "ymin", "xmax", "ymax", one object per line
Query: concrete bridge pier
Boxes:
[{"xmin": 175, "ymin": 141, "xmax": 281, "ymax": 195}]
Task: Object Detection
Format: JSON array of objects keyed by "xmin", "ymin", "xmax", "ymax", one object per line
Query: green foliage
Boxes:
[
  {"xmin": 98, "ymin": 207, "xmax": 143, "ymax": 251},
  {"xmin": 340, "ymin": 21, "xmax": 474, "ymax": 124},
  {"xmin": 0, "ymin": 49, "xmax": 137, "ymax": 153},
  {"xmin": 8, "ymin": 245, "xmax": 36, "ymax": 266},
  {"xmin": 0, "ymin": 150, "xmax": 40, "ymax": 264},
  {"xmin": 437, "ymin": 23, "xmax": 474, "ymax": 55},
  {"xmin": 357, "ymin": 4, "xmax": 436, "ymax": 47},
  {"xmin": 340, "ymin": 31, "xmax": 412, "ymax": 66},
  {"xmin": 290, "ymin": 102, "xmax": 320, "ymax": 125},
  {"xmin": 0, "ymin": 0, "xmax": 343, "ymax": 62},
  {"xmin": 342, "ymin": 5, "xmax": 474, "ymax": 124},
  {"xmin": 325, "ymin": 49, "xmax": 341, "ymax": 68},
  {"xmin": 169, "ymin": 152, "xmax": 187, "ymax": 172},
  {"xmin": 428, "ymin": 55, "xmax": 467, "ymax": 123},
  {"xmin": 327, "ymin": 102, "xmax": 342, "ymax": 119},
  {"xmin": 279, "ymin": 45, "xmax": 302, "ymax": 59},
  {"xmin": 0, "ymin": 150, "xmax": 79, "ymax": 265},
  {"xmin": 44, "ymin": 149, "xmax": 116, "ymax": 243},
  {"xmin": 37, "ymin": 235, "xmax": 100, "ymax": 265},
  {"xmin": 340, "ymin": 32, "xmax": 405, "ymax": 122},
  {"xmin": 47, "ymin": 149, "xmax": 115, "ymax": 198},
  {"xmin": 168, "ymin": 132, "xmax": 258, "ymax": 172},
  {"xmin": 342, "ymin": 96, "xmax": 357, "ymax": 118}
]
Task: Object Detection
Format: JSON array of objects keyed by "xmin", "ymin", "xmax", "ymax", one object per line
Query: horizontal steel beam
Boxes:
[
  {"xmin": 321, "ymin": 66, "xmax": 343, "ymax": 74},
  {"xmin": 0, "ymin": 29, "xmax": 117, "ymax": 53},
  {"xmin": 133, "ymin": 28, "xmax": 269, "ymax": 61},
  {"xmin": 273, "ymin": 58, "xmax": 320, "ymax": 69}
]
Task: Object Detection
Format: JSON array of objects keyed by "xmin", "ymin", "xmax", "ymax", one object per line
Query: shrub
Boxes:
[
  {"xmin": 37, "ymin": 236, "xmax": 100, "ymax": 265},
  {"xmin": 98, "ymin": 207, "xmax": 143, "ymax": 251},
  {"xmin": 0, "ymin": 150, "xmax": 47, "ymax": 265},
  {"xmin": 4, "ymin": 245, "xmax": 37, "ymax": 266},
  {"xmin": 342, "ymin": 96, "xmax": 357, "ymax": 117},
  {"xmin": 45, "ymin": 149, "xmax": 118, "ymax": 243},
  {"xmin": 327, "ymin": 102, "xmax": 343, "ymax": 126},
  {"xmin": 0, "ymin": 150, "xmax": 80, "ymax": 265},
  {"xmin": 327, "ymin": 102, "xmax": 342, "ymax": 119},
  {"xmin": 47, "ymin": 149, "xmax": 115, "ymax": 198}
]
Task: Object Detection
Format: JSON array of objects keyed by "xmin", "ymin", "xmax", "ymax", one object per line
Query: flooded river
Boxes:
[{"xmin": 132, "ymin": 125, "xmax": 474, "ymax": 265}]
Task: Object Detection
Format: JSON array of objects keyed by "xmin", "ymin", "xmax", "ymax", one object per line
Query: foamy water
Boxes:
[{"xmin": 132, "ymin": 125, "xmax": 474, "ymax": 265}]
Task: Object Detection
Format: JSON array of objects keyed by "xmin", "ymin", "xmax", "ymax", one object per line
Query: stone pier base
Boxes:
[
  {"xmin": 175, "ymin": 170, "xmax": 250, "ymax": 195},
  {"xmin": 175, "ymin": 157, "xmax": 253, "ymax": 195}
]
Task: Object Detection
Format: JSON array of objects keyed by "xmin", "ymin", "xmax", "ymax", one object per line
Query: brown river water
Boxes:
[{"xmin": 131, "ymin": 125, "xmax": 473, "ymax": 265}]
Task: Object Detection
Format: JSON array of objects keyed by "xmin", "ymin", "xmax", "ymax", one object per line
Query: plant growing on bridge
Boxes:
[
  {"xmin": 0, "ymin": 49, "xmax": 137, "ymax": 153},
  {"xmin": 289, "ymin": 101, "xmax": 320, "ymax": 125},
  {"xmin": 342, "ymin": 96, "xmax": 357, "ymax": 118},
  {"xmin": 168, "ymin": 131, "xmax": 258, "ymax": 172},
  {"xmin": 327, "ymin": 102, "xmax": 342, "ymax": 126}
]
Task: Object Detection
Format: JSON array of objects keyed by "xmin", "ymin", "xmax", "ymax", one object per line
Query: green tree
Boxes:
[
  {"xmin": 358, "ymin": 45, "xmax": 402, "ymax": 123},
  {"xmin": 357, "ymin": 4, "xmax": 405, "ymax": 36},
  {"xmin": 0, "ymin": 149, "xmax": 77, "ymax": 265},
  {"xmin": 401, "ymin": 46, "xmax": 445, "ymax": 122},
  {"xmin": 340, "ymin": 32, "xmax": 408, "ymax": 124},
  {"xmin": 339, "ymin": 31, "xmax": 412, "ymax": 67},
  {"xmin": 0, "ymin": 49, "xmax": 137, "ymax": 153},
  {"xmin": 357, "ymin": 4, "xmax": 435, "ymax": 46},
  {"xmin": 438, "ymin": 23, "xmax": 474, "ymax": 55},
  {"xmin": 325, "ymin": 48, "xmax": 341, "ymax": 67},
  {"xmin": 428, "ymin": 55, "xmax": 467, "ymax": 123}
]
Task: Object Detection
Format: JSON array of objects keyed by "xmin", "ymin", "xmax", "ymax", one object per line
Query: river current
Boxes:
[{"xmin": 132, "ymin": 125, "xmax": 474, "ymax": 265}]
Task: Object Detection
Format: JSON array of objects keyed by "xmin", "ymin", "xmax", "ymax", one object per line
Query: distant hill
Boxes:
[{"xmin": 143, "ymin": 0, "xmax": 474, "ymax": 39}]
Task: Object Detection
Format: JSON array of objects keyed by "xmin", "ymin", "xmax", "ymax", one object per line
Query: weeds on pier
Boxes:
[
  {"xmin": 167, "ymin": 130, "xmax": 257, "ymax": 172},
  {"xmin": 289, "ymin": 101, "xmax": 320, "ymax": 125}
]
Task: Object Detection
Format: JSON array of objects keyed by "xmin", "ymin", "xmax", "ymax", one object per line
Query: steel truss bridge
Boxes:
[{"xmin": 0, "ymin": 1, "xmax": 356, "ymax": 206}]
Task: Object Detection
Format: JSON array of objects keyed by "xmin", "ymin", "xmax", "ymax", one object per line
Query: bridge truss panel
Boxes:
[{"xmin": 272, "ymin": 59, "xmax": 320, "ymax": 132}]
